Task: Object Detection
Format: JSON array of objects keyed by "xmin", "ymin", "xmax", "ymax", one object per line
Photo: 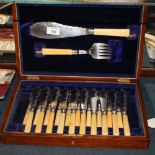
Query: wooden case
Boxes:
[{"xmin": 0, "ymin": 3, "xmax": 149, "ymax": 149}]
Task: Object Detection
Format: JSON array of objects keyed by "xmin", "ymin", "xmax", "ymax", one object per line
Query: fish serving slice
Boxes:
[{"xmin": 30, "ymin": 22, "xmax": 130, "ymax": 39}]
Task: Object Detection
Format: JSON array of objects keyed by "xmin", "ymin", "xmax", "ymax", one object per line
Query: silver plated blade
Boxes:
[{"xmin": 30, "ymin": 22, "xmax": 87, "ymax": 39}]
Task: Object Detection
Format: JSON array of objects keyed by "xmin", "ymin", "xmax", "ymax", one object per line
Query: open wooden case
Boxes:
[{"xmin": 0, "ymin": 3, "xmax": 149, "ymax": 148}]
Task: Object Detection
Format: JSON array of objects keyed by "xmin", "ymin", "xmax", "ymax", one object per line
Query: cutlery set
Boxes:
[
  {"xmin": 30, "ymin": 22, "xmax": 131, "ymax": 60},
  {"xmin": 23, "ymin": 86, "xmax": 130, "ymax": 136}
]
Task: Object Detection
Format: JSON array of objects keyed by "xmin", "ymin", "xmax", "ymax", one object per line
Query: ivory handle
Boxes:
[
  {"xmin": 86, "ymin": 111, "xmax": 91, "ymax": 127},
  {"xmin": 33, "ymin": 109, "xmax": 40, "ymax": 125},
  {"xmin": 79, "ymin": 113, "xmax": 86, "ymax": 135},
  {"xmin": 107, "ymin": 111, "xmax": 112, "ymax": 128},
  {"xmin": 65, "ymin": 109, "xmax": 71, "ymax": 126},
  {"xmin": 23, "ymin": 107, "xmax": 30, "ymax": 125},
  {"xmin": 57, "ymin": 112, "xmax": 66, "ymax": 134},
  {"xmin": 46, "ymin": 111, "xmax": 55, "ymax": 133},
  {"xmin": 24, "ymin": 111, "xmax": 34, "ymax": 133},
  {"xmin": 97, "ymin": 111, "xmax": 102, "ymax": 127},
  {"xmin": 75, "ymin": 109, "xmax": 81, "ymax": 126},
  {"xmin": 123, "ymin": 114, "xmax": 131, "ymax": 136},
  {"xmin": 69, "ymin": 112, "xmax": 76, "ymax": 134},
  {"xmin": 41, "ymin": 48, "xmax": 73, "ymax": 55},
  {"xmin": 117, "ymin": 111, "xmax": 123, "ymax": 128},
  {"xmin": 55, "ymin": 109, "xmax": 61, "ymax": 125},
  {"xmin": 44, "ymin": 109, "xmax": 50, "ymax": 125},
  {"xmin": 35, "ymin": 111, "xmax": 45, "ymax": 133},
  {"xmin": 112, "ymin": 113, "xmax": 119, "ymax": 136},
  {"xmin": 91, "ymin": 113, "xmax": 97, "ymax": 135},
  {"xmin": 102, "ymin": 114, "xmax": 108, "ymax": 135},
  {"xmin": 93, "ymin": 29, "xmax": 130, "ymax": 37}
]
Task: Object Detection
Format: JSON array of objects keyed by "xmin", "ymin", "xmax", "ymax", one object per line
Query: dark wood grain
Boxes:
[
  {"xmin": 1, "ymin": 132, "xmax": 149, "ymax": 149},
  {"xmin": 12, "ymin": 4, "xmax": 22, "ymax": 80},
  {"xmin": 0, "ymin": 63, "xmax": 16, "ymax": 69},
  {"xmin": 136, "ymin": 6, "xmax": 148, "ymax": 81}
]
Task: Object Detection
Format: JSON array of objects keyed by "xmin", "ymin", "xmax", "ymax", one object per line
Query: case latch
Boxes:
[
  {"xmin": 117, "ymin": 78, "xmax": 131, "ymax": 83},
  {"xmin": 26, "ymin": 76, "xmax": 40, "ymax": 80}
]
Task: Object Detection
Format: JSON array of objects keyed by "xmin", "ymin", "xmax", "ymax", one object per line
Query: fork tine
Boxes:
[
  {"xmin": 98, "ymin": 50, "xmax": 112, "ymax": 53},
  {"xmin": 97, "ymin": 56, "xmax": 111, "ymax": 59}
]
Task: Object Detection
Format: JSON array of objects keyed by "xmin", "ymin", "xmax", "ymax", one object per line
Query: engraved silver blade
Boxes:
[{"xmin": 30, "ymin": 22, "xmax": 87, "ymax": 39}]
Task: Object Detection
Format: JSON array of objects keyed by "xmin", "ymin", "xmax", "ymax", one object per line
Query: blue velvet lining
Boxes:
[
  {"xmin": 17, "ymin": 4, "xmax": 143, "ymax": 78},
  {"xmin": 6, "ymin": 81, "xmax": 144, "ymax": 136}
]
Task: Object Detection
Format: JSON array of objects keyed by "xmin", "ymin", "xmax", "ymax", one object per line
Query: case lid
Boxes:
[{"xmin": 14, "ymin": 3, "xmax": 146, "ymax": 81}]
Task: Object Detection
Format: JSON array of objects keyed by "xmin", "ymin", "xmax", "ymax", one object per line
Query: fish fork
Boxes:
[{"xmin": 37, "ymin": 43, "xmax": 112, "ymax": 60}]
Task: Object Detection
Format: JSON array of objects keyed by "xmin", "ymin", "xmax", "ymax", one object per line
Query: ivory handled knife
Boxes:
[
  {"xmin": 57, "ymin": 89, "xmax": 70, "ymax": 134},
  {"xmin": 79, "ymin": 88, "xmax": 88, "ymax": 135},
  {"xmin": 35, "ymin": 87, "xmax": 50, "ymax": 133},
  {"xmin": 107, "ymin": 91, "xmax": 112, "ymax": 128},
  {"xmin": 30, "ymin": 22, "xmax": 130, "ymax": 39},
  {"xmin": 116, "ymin": 91, "xmax": 123, "ymax": 128},
  {"xmin": 69, "ymin": 88, "xmax": 79, "ymax": 135},
  {"xmin": 90, "ymin": 88, "xmax": 98, "ymax": 135},
  {"xmin": 122, "ymin": 91, "xmax": 131, "ymax": 136},
  {"xmin": 23, "ymin": 87, "xmax": 40, "ymax": 125},
  {"xmin": 24, "ymin": 88, "xmax": 41, "ymax": 133},
  {"xmin": 45, "ymin": 87, "xmax": 60, "ymax": 133},
  {"xmin": 112, "ymin": 92, "xmax": 119, "ymax": 136},
  {"xmin": 100, "ymin": 90, "xmax": 108, "ymax": 136}
]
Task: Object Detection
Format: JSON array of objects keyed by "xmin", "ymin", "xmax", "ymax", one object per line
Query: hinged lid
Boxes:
[{"xmin": 13, "ymin": 3, "xmax": 147, "ymax": 82}]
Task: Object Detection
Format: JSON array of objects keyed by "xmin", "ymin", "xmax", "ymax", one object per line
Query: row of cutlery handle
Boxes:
[{"xmin": 23, "ymin": 108, "xmax": 130, "ymax": 136}]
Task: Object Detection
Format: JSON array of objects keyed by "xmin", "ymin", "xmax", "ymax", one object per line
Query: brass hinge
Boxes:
[
  {"xmin": 26, "ymin": 76, "xmax": 40, "ymax": 80},
  {"xmin": 117, "ymin": 78, "xmax": 131, "ymax": 83}
]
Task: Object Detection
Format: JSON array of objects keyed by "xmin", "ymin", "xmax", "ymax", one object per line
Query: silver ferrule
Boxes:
[
  {"xmin": 112, "ymin": 110, "xmax": 117, "ymax": 114},
  {"xmin": 87, "ymin": 107, "xmax": 91, "ymax": 111},
  {"xmin": 107, "ymin": 106, "xmax": 112, "ymax": 111},
  {"xmin": 92, "ymin": 110, "xmax": 97, "ymax": 114},
  {"xmin": 71, "ymin": 109, "xmax": 76, "ymax": 113},
  {"xmin": 81, "ymin": 109, "xmax": 86, "ymax": 113},
  {"xmin": 102, "ymin": 110, "xmax": 107, "ymax": 115},
  {"xmin": 117, "ymin": 107, "xmax": 121, "ymax": 112},
  {"xmin": 72, "ymin": 50, "xmax": 78, "ymax": 55},
  {"xmin": 62, "ymin": 109, "xmax": 66, "ymax": 113},
  {"xmin": 122, "ymin": 110, "xmax": 127, "ymax": 115},
  {"xmin": 87, "ymin": 29, "xmax": 94, "ymax": 35},
  {"xmin": 50, "ymin": 108, "xmax": 55, "ymax": 112},
  {"xmin": 78, "ymin": 50, "xmax": 87, "ymax": 55}
]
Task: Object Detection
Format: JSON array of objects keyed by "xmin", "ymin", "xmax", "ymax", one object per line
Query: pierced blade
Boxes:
[
  {"xmin": 80, "ymin": 88, "xmax": 88, "ymax": 111},
  {"xmin": 99, "ymin": 90, "xmax": 108, "ymax": 112},
  {"xmin": 30, "ymin": 22, "xmax": 87, "ymax": 39},
  {"xmin": 90, "ymin": 88, "xmax": 98, "ymax": 111}
]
